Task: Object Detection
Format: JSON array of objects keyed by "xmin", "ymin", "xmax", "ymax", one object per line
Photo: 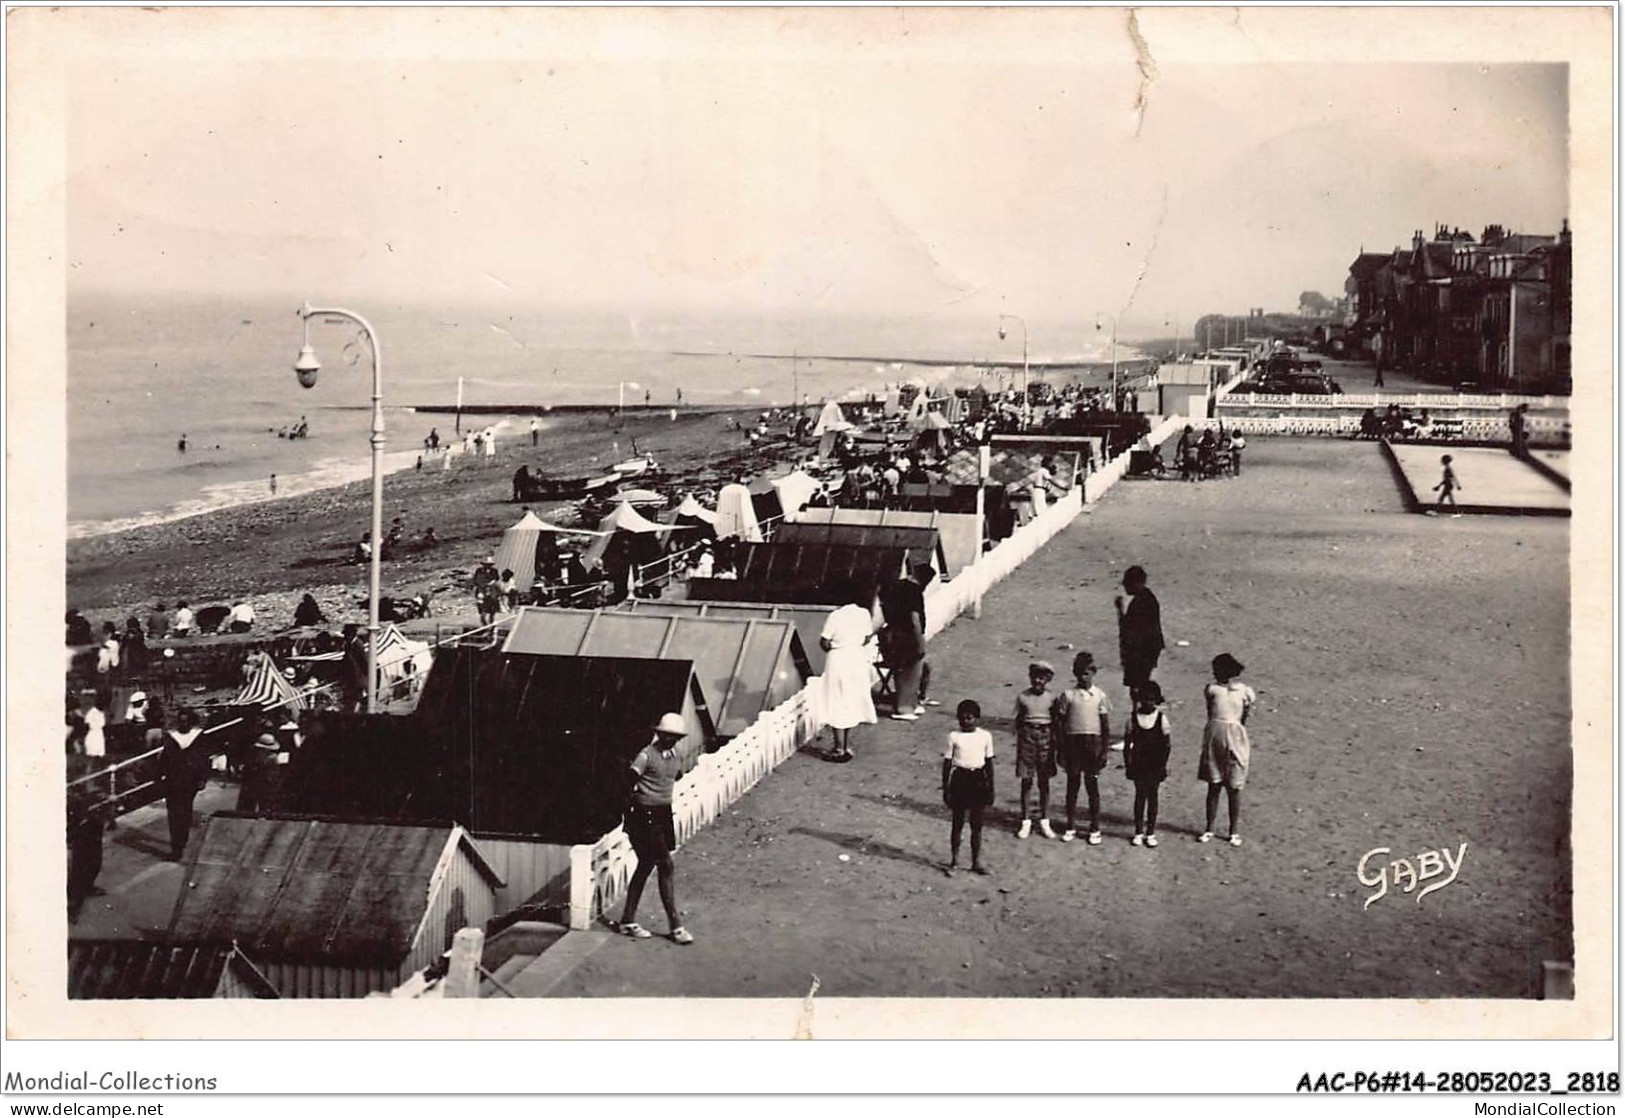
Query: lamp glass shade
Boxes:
[{"xmin": 294, "ymin": 344, "xmax": 321, "ymax": 374}]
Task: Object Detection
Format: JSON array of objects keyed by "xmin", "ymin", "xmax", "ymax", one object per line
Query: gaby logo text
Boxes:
[{"xmin": 1357, "ymin": 842, "xmax": 1467, "ymax": 910}]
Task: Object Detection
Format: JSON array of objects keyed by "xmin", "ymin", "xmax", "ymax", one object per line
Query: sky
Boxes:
[{"xmin": 61, "ymin": 9, "xmax": 1569, "ymax": 342}]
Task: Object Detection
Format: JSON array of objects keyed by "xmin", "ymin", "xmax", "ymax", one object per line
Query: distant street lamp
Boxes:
[
  {"xmin": 997, "ymin": 314, "xmax": 1030, "ymax": 425},
  {"xmin": 1096, "ymin": 313, "xmax": 1121, "ymax": 410},
  {"xmin": 295, "ymin": 302, "xmax": 385, "ymax": 714},
  {"xmin": 618, "ymin": 381, "xmax": 641, "ymax": 412}
]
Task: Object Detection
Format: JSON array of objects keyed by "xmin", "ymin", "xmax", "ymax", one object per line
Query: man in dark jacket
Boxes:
[
  {"xmin": 1115, "ymin": 565, "xmax": 1165, "ymax": 702},
  {"xmin": 160, "ymin": 709, "xmax": 206, "ymax": 860},
  {"xmin": 879, "ymin": 562, "xmax": 934, "ymax": 720}
]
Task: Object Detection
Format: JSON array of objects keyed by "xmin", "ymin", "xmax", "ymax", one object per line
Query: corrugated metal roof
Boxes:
[
  {"xmin": 68, "ymin": 940, "xmax": 280, "ymax": 1000},
  {"xmin": 165, "ymin": 819, "xmax": 497, "ymax": 967},
  {"xmin": 501, "ymin": 608, "xmax": 808, "ymax": 737}
]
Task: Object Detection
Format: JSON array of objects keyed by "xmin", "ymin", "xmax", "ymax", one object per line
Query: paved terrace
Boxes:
[{"xmin": 547, "ymin": 438, "xmax": 1571, "ymax": 999}]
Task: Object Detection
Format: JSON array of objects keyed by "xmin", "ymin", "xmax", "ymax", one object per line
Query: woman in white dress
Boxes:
[{"xmin": 818, "ymin": 579, "xmax": 879, "ymax": 763}]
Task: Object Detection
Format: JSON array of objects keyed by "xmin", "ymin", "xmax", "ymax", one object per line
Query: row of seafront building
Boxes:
[{"xmin": 1344, "ymin": 220, "xmax": 1573, "ymax": 393}]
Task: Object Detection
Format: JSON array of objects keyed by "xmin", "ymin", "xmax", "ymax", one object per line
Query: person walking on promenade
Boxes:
[
  {"xmin": 1176, "ymin": 426, "xmax": 1197, "ymax": 482},
  {"xmin": 613, "ymin": 712, "xmax": 696, "ymax": 944},
  {"xmin": 1197, "ymin": 654, "xmax": 1255, "ymax": 846},
  {"xmin": 1429, "ymin": 454, "xmax": 1462, "ymax": 515},
  {"xmin": 879, "ymin": 562, "xmax": 934, "ymax": 721},
  {"xmin": 818, "ymin": 578, "xmax": 879, "ymax": 763},
  {"xmin": 160, "ymin": 708, "xmax": 206, "ymax": 861},
  {"xmin": 1051, "ymin": 652, "xmax": 1113, "ymax": 844},
  {"xmin": 941, "ymin": 699, "xmax": 994, "ymax": 875},
  {"xmin": 1012, "ymin": 661, "xmax": 1058, "ymax": 839},
  {"xmin": 1115, "ymin": 565, "xmax": 1165, "ymax": 703},
  {"xmin": 1123, "ymin": 680, "xmax": 1172, "ymax": 847},
  {"xmin": 473, "ymin": 555, "xmax": 502, "ymax": 626},
  {"xmin": 529, "ymin": 417, "xmax": 541, "ymax": 447}
]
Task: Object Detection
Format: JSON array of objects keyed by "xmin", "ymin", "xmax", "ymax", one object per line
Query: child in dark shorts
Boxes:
[
  {"xmin": 941, "ymin": 699, "xmax": 995, "ymax": 875},
  {"xmin": 1051, "ymin": 651, "xmax": 1113, "ymax": 844},
  {"xmin": 1123, "ymin": 680, "xmax": 1172, "ymax": 847},
  {"xmin": 1013, "ymin": 661, "xmax": 1057, "ymax": 839}
]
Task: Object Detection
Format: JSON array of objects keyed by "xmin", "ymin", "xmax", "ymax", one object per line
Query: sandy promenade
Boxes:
[{"xmin": 549, "ymin": 438, "xmax": 1571, "ymax": 999}]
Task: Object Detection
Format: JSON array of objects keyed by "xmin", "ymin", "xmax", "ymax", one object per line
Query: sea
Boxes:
[{"xmin": 67, "ymin": 293, "xmax": 1147, "ymax": 538}]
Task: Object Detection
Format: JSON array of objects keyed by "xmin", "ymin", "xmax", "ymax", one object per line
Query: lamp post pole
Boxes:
[
  {"xmin": 1097, "ymin": 313, "xmax": 1120, "ymax": 410},
  {"xmin": 297, "ymin": 302, "xmax": 384, "ymax": 714},
  {"xmin": 998, "ymin": 313, "xmax": 1030, "ymax": 427}
]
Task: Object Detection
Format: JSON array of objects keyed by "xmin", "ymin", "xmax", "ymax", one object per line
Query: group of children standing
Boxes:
[{"xmin": 940, "ymin": 648, "xmax": 1255, "ymax": 874}]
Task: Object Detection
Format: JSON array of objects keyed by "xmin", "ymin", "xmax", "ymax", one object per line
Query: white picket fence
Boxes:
[
  {"xmin": 570, "ymin": 684, "xmax": 823, "ymax": 930},
  {"xmin": 564, "ymin": 430, "xmax": 1172, "ymax": 929}
]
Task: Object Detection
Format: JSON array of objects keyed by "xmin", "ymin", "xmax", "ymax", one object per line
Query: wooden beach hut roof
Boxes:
[
  {"xmin": 793, "ymin": 506, "xmax": 980, "ymax": 579},
  {"xmin": 688, "ymin": 542, "xmax": 910, "ymax": 606},
  {"xmin": 501, "ymin": 607, "xmax": 810, "ymax": 737},
  {"xmin": 772, "ymin": 522, "xmax": 947, "ymax": 578},
  {"xmin": 276, "ymin": 651, "xmax": 717, "ymax": 844},
  {"xmin": 164, "ymin": 818, "xmax": 502, "ymax": 970},
  {"xmin": 69, "ymin": 940, "xmax": 281, "ymax": 1000},
  {"xmin": 620, "ymin": 598, "xmax": 836, "ymax": 676}
]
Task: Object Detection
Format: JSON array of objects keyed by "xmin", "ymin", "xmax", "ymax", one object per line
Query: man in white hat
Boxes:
[{"xmin": 613, "ymin": 712, "xmax": 695, "ymax": 944}]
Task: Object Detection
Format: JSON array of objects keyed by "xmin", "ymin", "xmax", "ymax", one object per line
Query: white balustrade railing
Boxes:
[{"xmin": 1219, "ymin": 391, "xmax": 1564, "ymax": 411}]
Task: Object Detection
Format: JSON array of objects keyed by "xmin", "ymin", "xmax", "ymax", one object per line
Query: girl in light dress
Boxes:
[
  {"xmin": 818, "ymin": 578, "xmax": 879, "ymax": 764},
  {"xmin": 1197, "ymin": 653, "xmax": 1255, "ymax": 846}
]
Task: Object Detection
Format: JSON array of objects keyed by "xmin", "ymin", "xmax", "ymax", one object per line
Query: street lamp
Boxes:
[
  {"xmin": 295, "ymin": 302, "xmax": 385, "ymax": 714},
  {"xmin": 618, "ymin": 381, "xmax": 641, "ymax": 412},
  {"xmin": 1096, "ymin": 313, "xmax": 1120, "ymax": 410},
  {"xmin": 997, "ymin": 313, "xmax": 1030, "ymax": 425}
]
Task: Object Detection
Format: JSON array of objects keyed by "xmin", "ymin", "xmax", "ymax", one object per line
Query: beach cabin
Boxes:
[
  {"xmin": 620, "ymin": 599, "xmax": 837, "ymax": 676},
  {"xmin": 772, "ymin": 522, "xmax": 948, "ymax": 581},
  {"xmin": 68, "ymin": 940, "xmax": 281, "ymax": 1000},
  {"xmin": 688, "ymin": 541, "xmax": 912, "ymax": 607},
  {"xmin": 280, "ymin": 651, "xmax": 715, "ymax": 846},
  {"xmin": 163, "ymin": 817, "xmax": 503, "ymax": 999},
  {"xmin": 502, "ymin": 607, "xmax": 810, "ymax": 738},
  {"xmin": 793, "ymin": 507, "xmax": 981, "ymax": 579}
]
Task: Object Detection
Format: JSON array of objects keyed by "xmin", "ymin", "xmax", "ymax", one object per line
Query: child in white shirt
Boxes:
[{"xmin": 941, "ymin": 700, "xmax": 995, "ymax": 875}]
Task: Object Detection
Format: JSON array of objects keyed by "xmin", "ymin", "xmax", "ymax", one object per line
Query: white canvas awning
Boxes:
[{"xmin": 676, "ymin": 495, "xmax": 722, "ymax": 525}]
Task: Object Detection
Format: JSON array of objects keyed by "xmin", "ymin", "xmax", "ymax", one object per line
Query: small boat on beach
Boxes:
[
  {"xmin": 611, "ymin": 453, "xmax": 659, "ymax": 477},
  {"xmin": 514, "ymin": 465, "xmax": 620, "ymax": 502}
]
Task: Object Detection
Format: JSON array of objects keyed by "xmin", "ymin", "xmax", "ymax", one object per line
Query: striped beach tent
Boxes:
[
  {"xmin": 372, "ymin": 624, "xmax": 434, "ymax": 713},
  {"xmin": 235, "ymin": 651, "xmax": 307, "ymax": 712}
]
